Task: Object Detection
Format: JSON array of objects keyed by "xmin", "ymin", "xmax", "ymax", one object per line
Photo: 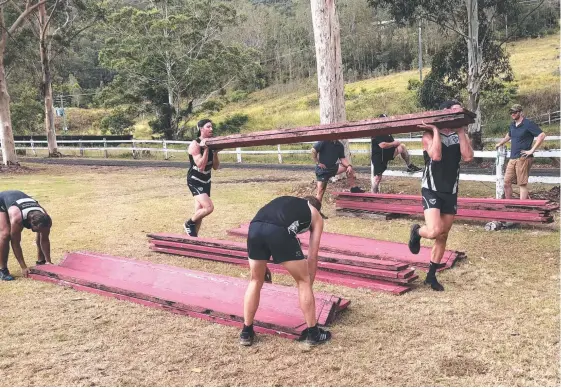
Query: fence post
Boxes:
[
  {"xmin": 495, "ymin": 146, "xmax": 506, "ymax": 199},
  {"xmin": 132, "ymin": 140, "xmax": 137, "ymax": 159},
  {"xmin": 236, "ymin": 147, "xmax": 242, "ymax": 163},
  {"xmin": 163, "ymin": 140, "xmax": 169, "ymax": 160},
  {"xmin": 103, "ymin": 138, "xmax": 108, "ymax": 158},
  {"xmin": 277, "ymin": 144, "xmax": 283, "ymax": 164},
  {"xmin": 30, "ymin": 139, "xmax": 37, "ymax": 156},
  {"xmin": 548, "ymin": 111, "xmax": 551, "ymax": 125},
  {"xmin": 79, "ymin": 139, "xmax": 84, "ymax": 157},
  {"xmin": 370, "ymin": 161, "xmax": 375, "ymax": 193}
]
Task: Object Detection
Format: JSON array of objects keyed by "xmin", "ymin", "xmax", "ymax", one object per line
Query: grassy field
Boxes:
[{"xmin": 0, "ymin": 164, "xmax": 558, "ymax": 386}]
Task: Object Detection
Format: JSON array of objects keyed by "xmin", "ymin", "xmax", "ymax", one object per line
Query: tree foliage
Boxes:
[
  {"xmin": 99, "ymin": 0, "xmax": 260, "ymax": 139},
  {"xmin": 418, "ymin": 35, "xmax": 513, "ymax": 109}
]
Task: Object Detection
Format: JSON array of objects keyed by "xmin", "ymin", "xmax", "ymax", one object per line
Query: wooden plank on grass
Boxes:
[
  {"xmin": 30, "ymin": 252, "xmax": 347, "ymax": 337},
  {"xmin": 150, "ymin": 246, "xmax": 412, "ymax": 295},
  {"xmin": 205, "ymin": 108, "xmax": 475, "ymax": 149},
  {"xmin": 148, "ymin": 233, "xmax": 409, "ymax": 271},
  {"xmin": 227, "ymin": 224, "xmax": 461, "ymax": 269},
  {"xmin": 336, "ymin": 199, "xmax": 553, "ymax": 223}
]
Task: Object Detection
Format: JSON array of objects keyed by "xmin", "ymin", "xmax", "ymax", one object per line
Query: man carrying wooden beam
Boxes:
[
  {"xmin": 371, "ymin": 114, "xmax": 422, "ymax": 193},
  {"xmin": 0, "ymin": 190, "xmax": 52, "ymax": 280},
  {"xmin": 184, "ymin": 119, "xmax": 220, "ymax": 237},
  {"xmin": 241, "ymin": 195, "xmax": 331, "ymax": 346},
  {"xmin": 408, "ymin": 100, "xmax": 474, "ymax": 291},
  {"xmin": 311, "ymin": 140, "xmax": 364, "ymax": 202}
]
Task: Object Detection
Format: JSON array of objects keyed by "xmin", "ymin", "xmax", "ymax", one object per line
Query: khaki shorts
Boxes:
[{"xmin": 504, "ymin": 157, "xmax": 533, "ymax": 185}]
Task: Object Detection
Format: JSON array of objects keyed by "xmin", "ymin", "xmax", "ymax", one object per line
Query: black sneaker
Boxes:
[
  {"xmin": 264, "ymin": 267, "xmax": 272, "ymax": 284},
  {"xmin": 184, "ymin": 221, "xmax": 197, "ymax": 237},
  {"xmin": 36, "ymin": 260, "xmax": 46, "ymax": 265},
  {"xmin": 0, "ymin": 268, "xmax": 14, "ymax": 281},
  {"xmin": 408, "ymin": 224, "xmax": 421, "ymax": 254},
  {"xmin": 305, "ymin": 327, "xmax": 332, "ymax": 345},
  {"xmin": 406, "ymin": 164, "xmax": 423, "ymax": 173},
  {"xmin": 239, "ymin": 329, "xmax": 255, "ymax": 346},
  {"xmin": 350, "ymin": 186, "xmax": 365, "ymax": 193},
  {"xmin": 424, "ymin": 274, "xmax": 445, "ymax": 291}
]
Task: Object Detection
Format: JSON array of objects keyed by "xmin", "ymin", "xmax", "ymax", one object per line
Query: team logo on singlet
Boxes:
[{"xmin": 287, "ymin": 220, "xmax": 300, "ymax": 236}]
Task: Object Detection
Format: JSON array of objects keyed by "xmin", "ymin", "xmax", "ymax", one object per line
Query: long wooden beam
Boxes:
[{"xmin": 206, "ymin": 108, "xmax": 476, "ymax": 149}]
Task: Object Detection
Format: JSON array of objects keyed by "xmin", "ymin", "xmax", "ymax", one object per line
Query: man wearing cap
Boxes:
[
  {"xmin": 371, "ymin": 114, "xmax": 422, "ymax": 193},
  {"xmin": 184, "ymin": 119, "xmax": 220, "ymax": 237},
  {"xmin": 240, "ymin": 195, "xmax": 331, "ymax": 346},
  {"xmin": 0, "ymin": 190, "xmax": 53, "ymax": 280},
  {"xmin": 495, "ymin": 104, "xmax": 546, "ymax": 200},
  {"xmin": 311, "ymin": 140, "xmax": 364, "ymax": 202}
]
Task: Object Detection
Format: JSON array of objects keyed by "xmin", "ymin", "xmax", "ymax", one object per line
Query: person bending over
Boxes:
[
  {"xmin": 0, "ymin": 190, "xmax": 52, "ymax": 281},
  {"xmin": 240, "ymin": 195, "xmax": 331, "ymax": 346}
]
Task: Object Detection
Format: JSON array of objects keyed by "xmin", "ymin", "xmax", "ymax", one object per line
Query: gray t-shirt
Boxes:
[
  {"xmin": 509, "ymin": 118, "xmax": 542, "ymax": 159},
  {"xmin": 313, "ymin": 140, "xmax": 345, "ymax": 169}
]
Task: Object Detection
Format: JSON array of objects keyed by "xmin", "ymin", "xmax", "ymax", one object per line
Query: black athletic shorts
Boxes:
[
  {"xmin": 371, "ymin": 148, "xmax": 396, "ymax": 176},
  {"xmin": 421, "ymin": 188, "xmax": 457, "ymax": 215},
  {"xmin": 315, "ymin": 165, "xmax": 340, "ymax": 182},
  {"xmin": 187, "ymin": 178, "xmax": 211, "ymax": 197},
  {"xmin": 247, "ymin": 221, "xmax": 305, "ymax": 264}
]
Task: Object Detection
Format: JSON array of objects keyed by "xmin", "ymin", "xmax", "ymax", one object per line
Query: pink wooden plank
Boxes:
[
  {"xmin": 31, "ymin": 253, "xmax": 345, "ymax": 335},
  {"xmin": 150, "ymin": 241, "xmax": 415, "ymax": 283},
  {"xmin": 205, "ymin": 108, "xmax": 475, "ymax": 149},
  {"xmin": 334, "ymin": 192, "xmax": 558, "ymax": 212},
  {"xmin": 28, "ymin": 273, "xmax": 299, "ymax": 340},
  {"xmin": 227, "ymin": 224, "xmax": 460, "ymax": 268},
  {"xmin": 151, "ymin": 246, "xmax": 412, "ymax": 294},
  {"xmin": 336, "ymin": 199, "xmax": 552, "ymax": 223},
  {"xmin": 148, "ymin": 234, "xmax": 409, "ymax": 271}
]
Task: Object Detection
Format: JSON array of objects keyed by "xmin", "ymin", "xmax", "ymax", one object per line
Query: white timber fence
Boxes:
[{"xmin": 9, "ymin": 136, "xmax": 561, "ymax": 198}]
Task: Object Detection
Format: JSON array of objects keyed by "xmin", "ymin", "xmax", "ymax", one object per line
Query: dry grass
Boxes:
[{"xmin": 0, "ymin": 163, "xmax": 559, "ymax": 386}]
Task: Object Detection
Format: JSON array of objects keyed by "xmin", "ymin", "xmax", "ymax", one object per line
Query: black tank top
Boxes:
[
  {"xmin": 422, "ymin": 132, "xmax": 461, "ymax": 194},
  {"xmin": 187, "ymin": 138, "xmax": 214, "ymax": 184},
  {"xmin": 251, "ymin": 196, "xmax": 312, "ymax": 236},
  {"xmin": 0, "ymin": 190, "xmax": 46, "ymax": 229}
]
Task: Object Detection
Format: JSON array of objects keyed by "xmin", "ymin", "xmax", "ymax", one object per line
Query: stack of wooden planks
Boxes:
[
  {"xmin": 29, "ymin": 252, "xmax": 349, "ymax": 340},
  {"xmin": 205, "ymin": 108, "xmax": 475, "ymax": 149},
  {"xmin": 226, "ymin": 224, "xmax": 465, "ymax": 272},
  {"xmin": 334, "ymin": 192, "xmax": 558, "ymax": 224},
  {"xmin": 148, "ymin": 233, "xmax": 419, "ymax": 295}
]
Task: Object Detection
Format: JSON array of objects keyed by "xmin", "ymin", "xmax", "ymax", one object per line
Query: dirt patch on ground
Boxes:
[
  {"xmin": 0, "ymin": 164, "xmax": 37, "ymax": 174},
  {"xmin": 220, "ymin": 177, "xmax": 293, "ymax": 184},
  {"xmin": 532, "ymin": 185, "xmax": 560, "ymax": 202}
]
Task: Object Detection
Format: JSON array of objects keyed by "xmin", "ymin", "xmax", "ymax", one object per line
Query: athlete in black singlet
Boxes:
[
  {"xmin": 240, "ymin": 196, "xmax": 331, "ymax": 346},
  {"xmin": 184, "ymin": 119, "xmax": 220, "ymax": 237},
  {"xmin": 408, "ymin": 101, "xmax": 474, "ymax": 291},
  {"xmin": 0, "ymin": 191, "xmax": 52, "ymax": 280}
]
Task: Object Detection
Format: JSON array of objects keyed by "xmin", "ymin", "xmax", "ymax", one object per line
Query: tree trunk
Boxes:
[
  {"xmin": 39, "ymin": 2, "xmax": 59, "ymax": 157},
  {"xmin": 0, "ymin": 54, "xmax": 18, "ymax": 165},
  {"xmin": 465, "ymin": 0, "xmax": 484, "ymax": 151},
  {"xmin": 0, "ymin": 9, "xmax": 17, "ymax": 166},
  {"xmin": 310, "ymin": 0, "xmax": 351, "ymax": 162}
]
